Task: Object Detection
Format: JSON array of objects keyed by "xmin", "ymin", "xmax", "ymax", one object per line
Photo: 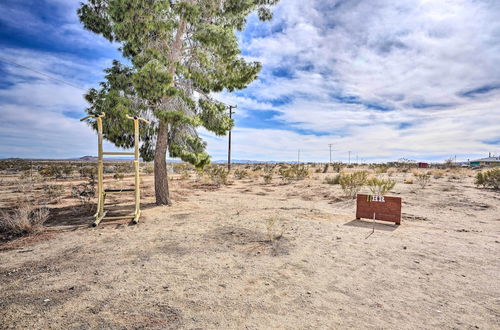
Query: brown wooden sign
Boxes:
[{"xmin": 356, "ymin": 194, "xmax": 402, "ymax": 225}]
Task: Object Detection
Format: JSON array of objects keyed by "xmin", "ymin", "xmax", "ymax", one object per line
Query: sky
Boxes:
[{"xmin": 0, "ymin": 0, "xmax": 499, "ymax": 163}]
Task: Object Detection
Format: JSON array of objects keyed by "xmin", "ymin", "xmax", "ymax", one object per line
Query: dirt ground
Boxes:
[{"xmin": 1, "ymin": 168, "xmax": 499, "ymax": 329}]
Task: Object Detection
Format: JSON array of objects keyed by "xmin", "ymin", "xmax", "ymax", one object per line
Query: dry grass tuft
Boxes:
[{"xmin": 0, "ymin": 203, "xmax": 49, "ymax": 236}]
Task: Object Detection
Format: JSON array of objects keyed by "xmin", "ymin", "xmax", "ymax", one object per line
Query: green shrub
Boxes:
[
  {"xmin": 367, "ymin": 177, "xmax": 396, "ymax": 195},
  {"xmin": 280, "ymin": 164, "xmax": 309, "ymax": 183},
  {"xmin": 475, "ymin": 169, "xmax": 500, "ymax": 190},
  {"xmin": 339, "ymin": 171, "xmax": 368, "ymax": 198},
  {"xmin": 324, "ymin": 174, "xmax": 340, "ymax": 185}
]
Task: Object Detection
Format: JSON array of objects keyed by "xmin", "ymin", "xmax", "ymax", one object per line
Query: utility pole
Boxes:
[
  {"xmin": 348, "ymin": 151, "xmax": 351, "ymax": 165},
  {"xmin": 328, "ymin": 144, "xmax": 333, "ymax": 164},
  {"xmin": 297, "ymin": 149, "xmax": 300, "ymax": 164},
  {"xmin": 356, "ymin": 154, "xmax": 358, "ymax": 164},
  {"xmin": 227, "ymin": 105, "xmax": 236, "ymax": 171}
]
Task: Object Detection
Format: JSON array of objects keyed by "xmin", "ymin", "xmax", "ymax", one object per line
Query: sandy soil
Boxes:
[{"xmin": 1, "ymin": 169, "xmax": 499, "ymax": 329}]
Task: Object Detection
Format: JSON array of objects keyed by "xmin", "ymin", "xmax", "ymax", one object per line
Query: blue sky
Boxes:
[{"xmin": 0, "ymin": 0, "xmax": 499, "ymax": 162}]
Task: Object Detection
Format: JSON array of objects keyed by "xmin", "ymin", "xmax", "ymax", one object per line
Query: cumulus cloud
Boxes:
[{"xmin": 209, "ymin": 0, "xmax": 500, "ymax": 161}]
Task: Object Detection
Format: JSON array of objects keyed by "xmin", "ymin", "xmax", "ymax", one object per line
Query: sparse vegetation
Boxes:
[
  {"xmin": 366, "ymin": 177, "xmax": 396, "ymax": 195},
  {"xmin": 415, "ymin": 173, "xmax": 431, "ymax": 188},
  {"xmin": 234, "ymin": 169, "xmax": 249, "ymax": 180},
  {"xmin": 324, "ymin": 174, "xmax": 340, "ymax": 185},
  {"xmin": 143, "ymin": 163, "xmax": 154, "ymax": 174},
  {"xmin": 339, "ymin": 171, "xmax": 368, "ymax": 198},
  {"xmin": 475, "ymin": 168, "xmax": 500, "ymax": 190},
  {"xmin": 279, "ymin": 164, "xmax": 309, "ymax": 183},
  {"xmin": 208, "ymin": 166, "xmax": 229, "ymax": 186},
  {"xmin": 0, "ymin": 203, "xmax": 49, "ymax": 235},
  {"xmin": 265, "ymin": 216, "xmax": 284, "ymax": 243}
]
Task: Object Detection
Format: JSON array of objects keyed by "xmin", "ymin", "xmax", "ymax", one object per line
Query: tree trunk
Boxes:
[{"xmin": 154, "ymin": 120, "xmax": 171, "ymax": 205}]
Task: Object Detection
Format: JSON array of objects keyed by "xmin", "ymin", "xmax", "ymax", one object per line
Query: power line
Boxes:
[{"xmin": 0, "ymin": 57, "xmax": 88, "ymax": 91}]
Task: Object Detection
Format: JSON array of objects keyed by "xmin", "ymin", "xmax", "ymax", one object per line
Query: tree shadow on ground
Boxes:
[{"xmin": 45, "ymin": 202, "xmax": 158, "ymax": 228}]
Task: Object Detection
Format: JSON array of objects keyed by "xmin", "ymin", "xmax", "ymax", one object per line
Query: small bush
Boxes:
[
  {"xmin": 81, "ymin": 166, "xmax": 97, "ymax": 179},
  {"xmin": 475, "ymin": 169, "xmax": 500, "ymax": 190},
  {"xmin": 42, "ymin": 184, "xmax": 65, "ymax": 202},
  {"xmin": 404, "ymin": 178, "xmax": 414, "ymax": 184},
  {"xmin": 266, "ymin": 216, "xmax": 284, "ymax": 243},
  {"xmin": 415, "ymin": 173, "xmax": 430, "ymax": 188},
  {"xmin": 339, "ymin": 171, "xmax": 368, "ymax": 198},
  {"xmin": 375, "ymin": 164, "xmax": 389, "ymax": 174},
  {"xmin": 279, "ymin": 164, "xmax": 309, "ymax": 183},
  {"xmin": 113, "ymin": 172, "xmax": 125, "ymax": 180},
  {"xmin": 432, "ymin": 170, "xmax": 444, "ymax": 179},
  {"xmin": 0, "ymin": 204, "xmax": 49, "ymax": 235},
  {"xmin": 39, "ymin": 165, "xmax": 64, "ymax": 179},
  {"xmin": 143, "ymin": 163, "xmax": 154, "ymax": 174},
  {"xmin": 71, "ymin": 178, "xmax": 96, "ymax": 205},
  {"xmin": 367, "ymin": 177, "xmax": 396, "ymax": 195},
  {"xmin": 324, "ymin": 174, "xmax": 340, "ymax": 185},
  {"xmin": 262, "ymin": 173, "xmax": 273, "ymax": 184},
  {"xmin": 234, "ymin": 169, "xmax": 248, "ymax": 180},
  {"xmin": 208, "ymin": 166, "xmax": 228, "ymax": 186}
]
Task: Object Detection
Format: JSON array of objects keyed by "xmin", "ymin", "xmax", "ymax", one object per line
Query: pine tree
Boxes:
[{"xmin": 78, "ymin": 0, "xmax": 279, "ymax": 205}]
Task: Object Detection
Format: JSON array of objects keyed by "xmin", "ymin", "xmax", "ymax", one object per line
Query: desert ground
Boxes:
[{"xmin": 0, "ymin": 164, "xmax": 499, "ymax": 329}]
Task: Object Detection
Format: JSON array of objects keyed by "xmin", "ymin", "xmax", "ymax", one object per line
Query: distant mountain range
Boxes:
[{"xmin": 0, "ymin": 156, "xmax": 301, "ymax": 164}]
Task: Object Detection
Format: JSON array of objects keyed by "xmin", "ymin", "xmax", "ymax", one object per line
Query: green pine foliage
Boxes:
[{"xmin": 78, "ymin": 0, "xmax": 279, "ymax": 203}]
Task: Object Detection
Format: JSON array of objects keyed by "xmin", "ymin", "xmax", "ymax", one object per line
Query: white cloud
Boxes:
[{"xmin": 219, "ymin": 0, "xmax": 500, "ymax": 161}]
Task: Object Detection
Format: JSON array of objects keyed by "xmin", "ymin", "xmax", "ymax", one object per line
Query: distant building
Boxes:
[
  {"xmin": 418, "ymin": 162, "xmax": 429, "ymax": 168},
  {"xmin": 470, "ymin": 156, "xmax": 500, "ymax": 167}
]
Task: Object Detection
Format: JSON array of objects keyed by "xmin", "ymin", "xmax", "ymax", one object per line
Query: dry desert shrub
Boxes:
[
  {"xmin": 234, "ymin": 169, "xmax": 248, "ymax": 180},
  {"xmin": 41, "ymin": 184, "xmax": 65, "ymax": 203},
  {"xmin": 71, "ymin": 178, "xmax": 96, "ymax": 205},
  {"xmin": 0, "ymin": 203, "xmax": 49, "ymax": 235},
  {"xmin": 143, "ymin": 163, "xmax": 154, "ymax": 174},
  {"xmin": 266, "ymin": 216, "xmax": 284, "ymax": 243},
  {"xmin": 261, "ymin": 165, "xmax": 275, "ymax": 184},
  {"xmin": 113, "ymin": 172, "xmax": 125, "ymax": 180},
  {"xmin": 432, "ymin": 169, "xmax": 445, "ymax": 179},
  {"xmin": 415, "ymin": 173, "xmax": 431, "ymax": 188},
  {"xmin": 404, "ymin": 178, "xmax": 414, "ymax": 184},
  {"xmin": 375, "ymin": 164, "xmax": 389, "ymax": 174},
  {"xmin": 279, "ymin": 164, "xmax": 309, "ymax": 183},
  {"xmin": 339, "ymin": 171, "xmax": 368, "ymax": 198},
  {"xmin": 39, "ymin": 164, "xmax": 73, "ymax": 179},
  {"xmin": 207, "ymin": 166, "xmax": 228, "ymax": 186},
  {"xmin": 324, "ymin": 174, "xmax": 340, "ymax": 185},
  {"xmin": 387, "ymin": 168, "xmax": 397, "ymax": 177},
  {"xmin": 13, "ymin": 178, "xmax": 34, "ymax": 194}
]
